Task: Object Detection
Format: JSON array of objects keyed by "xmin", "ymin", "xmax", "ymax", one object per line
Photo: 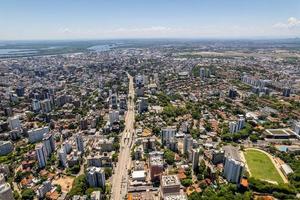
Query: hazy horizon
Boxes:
[
  {"xmin": 0, "ymin": 36, "xmax": 299, "ymax": 43},
  {"xmin": 1, "ymin": 0, "xmax": 299, "ymax": 40}
]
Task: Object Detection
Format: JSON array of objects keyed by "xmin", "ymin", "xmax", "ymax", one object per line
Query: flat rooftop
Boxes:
[
  {"xmin": 162, "ymin": 126, "xmax": 176, "ymax": 131},
  {"xmin": 223, "ymin": 145, "xmax": 241, "ymax": 162},
  {"xmin": 164, "ymin": 194, "xmax": 187, "ymax": 200},
  {"xmin": 266, "ymin": 129, "xmax": 294, "ymax": 136},
  {"xmin": 132, "ymin": 170, "xmax": 146, "ymax": 179},
  {"xmin": 265, "ymin": 128, "xmax": 299, "ymax": 140},
  {"xmin": 0, "ymin": 141, "xmax": 11, "ymax": 145},
  {"xmin": 161, "ymin": 175, "xmax": 180, "ymax": 187},
  {"xmin": 150, "ymin": 156, "xmax": 163, "ymax": 166}
]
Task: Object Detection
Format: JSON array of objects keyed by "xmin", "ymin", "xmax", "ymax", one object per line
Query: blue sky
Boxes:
[{"xmin": 0, "ymin": 0, "xmax": 299, "ymax": 40}]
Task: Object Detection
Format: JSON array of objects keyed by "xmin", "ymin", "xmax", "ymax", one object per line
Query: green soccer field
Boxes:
[{"xmin": 244, "ymin": 149, "xmax": 284, "ymax": 184}]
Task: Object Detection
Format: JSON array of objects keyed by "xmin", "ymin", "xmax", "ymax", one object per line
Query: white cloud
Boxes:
[
  {"xmin": 58, "ymin": 27, "xmax": 72, "ymax": 34},
  {"xmin": 50, "ymin": 24, "xmax": 299, "ymax": 39},
  {"xmin": 273, "ymin": 17, "xmax": 300, "ymax": 28},
  {"xmin": 288, "ymin": 17, "xmax": 300, "ymax": 26},
  {"xmin": 111, "ymin": 26, "xmax": 172, "ymax": 34},
  {"xmin": 55, "ymin": 26, "xmax": 174, "ymax": 38},
  {"xmin": 2, "ymin": 22, "xmax": 299, "ymax": 40}
]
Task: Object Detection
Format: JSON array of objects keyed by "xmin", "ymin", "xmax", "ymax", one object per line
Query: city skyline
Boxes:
[
  {"xmin": 0, "ymin": 6, "xmax": 300, "ymax": 198},
  {"xmin": 0, "ymin": 0, "xmax": 300, "ymax": 40}
]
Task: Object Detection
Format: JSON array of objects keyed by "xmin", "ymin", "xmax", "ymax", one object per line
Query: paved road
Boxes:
[{"xmin": 111, "ymin": 73, "xmax": 135, "ymax": 200}]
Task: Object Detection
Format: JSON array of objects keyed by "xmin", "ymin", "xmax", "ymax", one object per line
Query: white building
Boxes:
[
  {"xmin": 8, "ymin": 116, "xmax": 21, "ymax": 130},
  {"xmin": 67, "ymin": 150, "xmax": 81, "ymax": 167},
  {"xmin": 229, "ymin": 122, "xmax": 238, "ymax": 133},
  {"xmin": 38, "ymin": 181, "xmax": 52, "ymax": 198},
  {"xmin": 28, "ymin": 126, "xmax": 49, "ymax": 143},
  {"xmin": 154, "ymin": 73, "xmax": 159, "ymax": 84},
  {"xmin": 86, "ymin": 167, "xmax": 106, "ymax": 188},
  {"xmin": 161, "ymin": 175, "xmax": 181, "ymax": 197},
  {"xmin": 91, "ymin": 191, "xmax": 101, "ymax": 200},
  {"xmin": 58, "ymin": 148, "xmax": 68, "ymax": 168},
  {"xmin": 72, "ymin": 195, "xmax": 87, "ymax": 200},
  {"xmin": 149, "ymin": 151, "xmax": 164, "ymax": 181},
  {"xmin": 109, "ymin": 110, "xmax": 119, "ymax": 124},
  {"xmin": 161, "ymin": 127, "xmax": 176, "ymax": 145},
  {"xmin": 135, "ymin": 74, "xmax": 144, "ymax": 86},
  {"xmin": 223, "ymin": 158, "xmax": 244, "ymax": 183},
  {"xmin": 294, "ymin": 121, "xmax": 300, "ymax": 135},
  {"xmin": 40, "ymin": 99, "xmax": 52, "ymax": 113},
  {"xmin": 0, "ymin": 165, "xmax": 10, "ymax": 177},
  {"xmin": 223, "ymin": 146, "xmax": 244, "ymax": 183},
  {"xmin": 97, "ymin": 138, "xmax": 114, "ymax": 152},
  {"xmin": 0, "ymin": 174, "xmax": 5, "ymax": 185},
  {"xmin": 137, "ymin": 97, "xmax": 148, "ymax": 114},
  {"xmin": 9, "ymin": 129, "xmax": 21, "ymax": 140},
  {"xmin": 63, "ymin": 140, "xmax": 72, "ymax": 154},
  {"xmin": 280, "ymin": 163, "xmax": 294, "ymax": 177},
  {"xmin": 132, "ymin": 170, "xmax": 146, "ymax": 181},
  {"xmin": 192, "ymin": 148, "xmax": 200, "ymax": 170},
  {"xmin": 110, "ymin": 94, "xmax": 118, "ymax": 109},
  {"xmin": 0, "ymin": 182, "xmax": 14, "ymax": 200},
  {"xmin": 75, "ymin": 134, "xmax": 84, "ymax": 153},
  {"xmin": 237, "ymin": 117, "xmax": 245, "ymax": 130},
  {"xmin": 36, "ymin": 144, "xmax": 47, "ymax": 168},
  {"xmin": 0, "ymin": 141, "xmax": 13, "ymax": 156},
  {"xmin": 164, "ymin": 194, "xmax": 188, "ymax": 200},
  {"xmin": 143, "ymin": 75, "xmax": 149, "ymax": 85},
  {"xmin": 43, "ymin": 134, "xmax": 55, "ymax": 157},
  {"xmin": 229, "ymin": 118, "xmax": 245, "ymax": 134},
  {"xmin": 136, "ymin": 87, "xmax": 145, "ymax": 97},
  {"xmin": 200, "ymin": 67, "xmax": 206, "ymax": 79},
  {"xmin": 183, "ymin": 134, "xmax": 193, "ymax": 155},
  {"xmin": 87, "ymin": 154, "xmax": 102, "ymax": 167},
  {"xmin": 32, "ymin": 99, "xmax": 41, "ymax": 112}
]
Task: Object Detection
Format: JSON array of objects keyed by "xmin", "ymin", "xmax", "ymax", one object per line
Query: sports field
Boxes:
[{"xmin": 244, "ymin": 149, "xmax": 284, "ymax": 184}]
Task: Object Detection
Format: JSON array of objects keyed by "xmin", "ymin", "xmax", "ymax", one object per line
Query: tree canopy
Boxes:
[{"xmin": 164, "ymin": 149, "xmax": 175, "ymax": 165}]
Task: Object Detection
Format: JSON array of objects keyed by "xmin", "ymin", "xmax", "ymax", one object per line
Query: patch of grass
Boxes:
[{"xmin": 244, "ymin": 149, "xmax": 284, "ymax": 184}]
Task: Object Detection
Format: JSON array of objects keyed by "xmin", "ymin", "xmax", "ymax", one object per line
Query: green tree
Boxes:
[
  {"xmin": 249, "ymin": 177, "xmax": 296, "ymax": 196},
  {"xmin": 164, "ymin": 149, "xmax": 175, "ymax": 165},
  {"xmin": 21, "ymin": 188, "xmax": 35, "ymax": 200},
  {"xmin": 112, "ymin": 153, "xmax": 119, "ymax": 162},
  {"xmin": 55, "ymin": 185, "xmax": 62, "ymax": 194},
  {"xmin": 181, "ymin": 178, "xmax": 193, "ymax": 187},
  {"xmin": 188, "ymin": 191, "xmax": 202, "ymax": 200},
  {"xmin": 15, "ymin": 171, "xmax": 30, "ymax": 183},
  {"xmin": 113, "ymin": 142, "xmax": 120, "ymax": 152},
  {"xmin": 67, "ymin": 164, "xmax": 80, "ymax": 174},
  {"xmin": 249, "ymin": 134, "xmax": 259, "ymax": 142},
  {"xmin": 68, "ymin": 123, "xmax": 77, "ymax": 129},
  {"xmin": 104, "ymin": 168, "xmax": 112, "ymax": 179},
  {"xmin": 13, "ymin": 191, "xmax": 21, "ymax": 200},
  {"xmin": 68, "ymin": 175, "xmax": 88, "ymax": 197},
  {"xmin": 152, "ymin": 126, "xmax": 161, "ymax": 136},
  {"xmin": 86, "ymin": 187, "xmax": 102, "ymax": 196}
]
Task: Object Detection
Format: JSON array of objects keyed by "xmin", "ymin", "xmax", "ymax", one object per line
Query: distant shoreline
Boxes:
[{"xmin": 0, "ymin": 38, "xmax": 299, "ymax": 59}]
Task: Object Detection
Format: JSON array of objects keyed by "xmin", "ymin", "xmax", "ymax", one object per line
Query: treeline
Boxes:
[
  {"xmin": 248, "ymin": 178, "xmax": 297, "ymax": 199},
  {"xmin": 221, "ymin": 123, "xmax": 256, "ymax": 142},
  {"xmin": 188, "ymin": 184, "xmax": 252, "ymax": 200},
  {"xmin": 268, "ymin": 146, "xmax": 300, "ymax": 192},
  {"xmin": 188, "ymin": 177, "xmax": 298, "ymax": 200}
]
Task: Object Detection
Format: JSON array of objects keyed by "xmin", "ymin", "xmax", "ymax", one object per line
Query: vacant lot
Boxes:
[
  {"xmin": 244, "ymin": 149, "xmax": 284, "ymax": 184},
  {"xmin": 52, "ymin": 175, "xmax": 75, "ymax": 193}
]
